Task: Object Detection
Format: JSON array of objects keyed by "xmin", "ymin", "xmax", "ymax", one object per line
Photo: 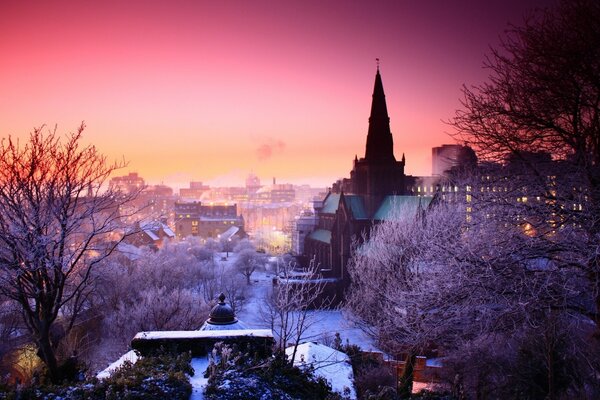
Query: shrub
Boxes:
[
  {"xmin": 205, "ymin": 344, "xmax": 344, "ymax": 400},
  {"xmin": 0, "ymin": 351, "xmax": 192, "ymax": 400}
]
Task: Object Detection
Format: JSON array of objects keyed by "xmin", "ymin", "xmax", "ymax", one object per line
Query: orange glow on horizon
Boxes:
[{"xmin": 0, "ymin": 0, "xmax": 556, "ymax": 188}]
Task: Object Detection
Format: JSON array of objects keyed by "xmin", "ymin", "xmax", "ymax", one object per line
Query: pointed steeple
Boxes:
[{"xmin": 365, "ymin": 67, "xmax": 395, "ymax": 162}]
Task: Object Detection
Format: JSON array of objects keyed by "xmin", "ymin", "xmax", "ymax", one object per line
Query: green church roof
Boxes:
[
  {"xmin": 344, "ymin": 195, "xmax": 368, "ymax": 219},
  {"xmin": 307, "ymin": 229, "xmax": 332, "ymax": 244},
  {"xmin": 374, "ymin": 195, "xmax": 433, "ymax": 221},
  {"xmin": 321, "ymin": 193, "xmax": 341, "ymax": 214}
]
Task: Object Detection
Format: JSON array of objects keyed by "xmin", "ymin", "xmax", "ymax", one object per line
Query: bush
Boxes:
[
  {"xmin": 0, "ymin": 351, "xmax": 192, "ymax": 400},
  {"xmin": 205, "ymin": 344, "xmax": 344, "ymax": 400}
]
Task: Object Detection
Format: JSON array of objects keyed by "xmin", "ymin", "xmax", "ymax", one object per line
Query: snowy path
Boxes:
[{"xmin": 189, "ymin": 357, "xmax": 210, "ymax": 400}]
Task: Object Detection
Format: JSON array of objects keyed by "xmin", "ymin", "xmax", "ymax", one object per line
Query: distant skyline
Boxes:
[{"xmin": 0, "ymin": 0, "xmax": 556, "ymax": 188}]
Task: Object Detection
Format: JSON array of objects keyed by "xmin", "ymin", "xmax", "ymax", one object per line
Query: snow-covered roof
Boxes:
[
  {"xmin": 140, "ymin": 221, "xmax": 175, "ymax": 240},
  {"xmin": 286, "ymin": 342, "xmax": 356, "ymax": 399},
  {"xmin": 96, "ymin": 350, "xmax": 139, "ymax": 380},
  {"xmin": 116, "ymin": 242, "xmax": 143, "ymax": 260},
  {"xmin": 133, "ymin": 329, "xmax": 273, "ymax": 340},
  {"xmin": 162, "ymin": 225, "xmax": 175, "ymax": 238},
  {"xmin": 143, "ymin": 229, "xmax": 160, "ymax": 241},
  {"xmin": 219, "ymin": 226, "xmax": 240, "ymax": 240}
]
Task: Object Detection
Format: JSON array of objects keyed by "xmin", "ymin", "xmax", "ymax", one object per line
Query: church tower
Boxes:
[
  {"xmin": 365, "ymin": 67, "xmax": 395, "ymax": 162},
  {"xmin": 349, "ymin": 66, "xmax": 406, "ymax": 215}
]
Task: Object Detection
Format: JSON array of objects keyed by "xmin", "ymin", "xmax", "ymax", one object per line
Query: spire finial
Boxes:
[{"xmin": 376, "ymin": 58, "xmax": 380, "ymax": 72}]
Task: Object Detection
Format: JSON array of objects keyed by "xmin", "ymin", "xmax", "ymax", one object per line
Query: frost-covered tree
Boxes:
[
  {"xmin": 106, "ymin": 286, "xmax": 209, "ymax": 343},
  {"xmin": 0, "ymin": 124, "xmax": 138, "ymax": 382},
  {"xmin": 261, "ymin": 259, "xmax": 333, "ymax": 364},
  {"xmin": 233, "ymin": 240, "xmax": 265, "ymax": 285},
  {"xmin": 451, "ymin": 0, "xmax": 600, "ymax": 333},
  {"xmin": 347, "ymin": 197, "xmax": 598, "ymax": 398}
]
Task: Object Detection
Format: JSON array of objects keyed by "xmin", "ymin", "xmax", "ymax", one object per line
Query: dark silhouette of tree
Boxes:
[
  {"xmin": 0, "ymin": 124, "xmax": 138, "ymax": 382},
  {"xmin": 452, "ymin": 0, "xmax": 600, "ymax": 332}
]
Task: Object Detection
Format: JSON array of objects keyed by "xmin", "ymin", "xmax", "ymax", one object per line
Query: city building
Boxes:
[
  {"xmin": 109, "ymin": 172, "xmax": 145, "ymax": 193},
  {"xmin": 126, "ymin": 221, "xmax": 175, "ymax": 249},
  {"xmin": 140, "ymin": 184, "xmax": 178, "ymax": 222},
  {"xmin": 245, "ymin": 173, "xmax": 261, "ymax": 194},
  {"xmin": 174, "ymin": 201, "xmax": 245, "ymax": 239},
  {"xmin": 180, "ymin": 181, "xmax": 210, "ymax": 200},
  {"xmin": 291, "ymin": 207, "xmax": 318, "ymax": 255}
]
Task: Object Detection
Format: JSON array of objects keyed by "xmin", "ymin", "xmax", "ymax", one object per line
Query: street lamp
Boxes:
[{"xmin": 226, "ymin": 237, "xmax": 232, "ymax": 258}]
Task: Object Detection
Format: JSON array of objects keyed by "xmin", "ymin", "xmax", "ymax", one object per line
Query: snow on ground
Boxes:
[
  {"xmin": 286, "ymin": 342, "xmax": 357, "ymax": 399},
  {"xmin": 96, "ymin": 350, "xmax": 139, "ymax": 380},
  {"xmin": 189, "ymin": 356, "xmax": 210, "ymax": 400},
  {"xmin": 236, "ymin": 267, "xmax": 379, "ymax": 352}
]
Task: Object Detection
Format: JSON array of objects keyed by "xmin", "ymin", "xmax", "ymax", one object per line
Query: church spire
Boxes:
[{"xmin": 365, "ymin": 65, "xmax": 395, "ymax": 162}]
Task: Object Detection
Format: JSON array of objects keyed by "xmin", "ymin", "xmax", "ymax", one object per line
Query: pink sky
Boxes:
[{"xmin": 0, "ymin": 0, "xmax": 556, "ymax": 187}]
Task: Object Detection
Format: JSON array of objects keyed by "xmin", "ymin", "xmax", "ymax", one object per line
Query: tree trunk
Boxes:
[
  {"xmin": 37, "ymin": 328, "xmax": 59, "ymax": 383},
  {"xmin": 398, "ymin": 353, "xmax": 416, "ymax": 398}
]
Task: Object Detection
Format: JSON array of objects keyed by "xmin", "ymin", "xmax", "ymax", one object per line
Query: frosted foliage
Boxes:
[
  {"xmin": 234, "ymin": 246, "xmax": 266, "ymax": 285},
  {"xmin": 90, "ymin": 240, "xmax": 215, "ymax": 361},
  {"xmin": 233, "ymin": 238, "xmax": 255, "ymax": 253},
  {"xmin": 106, "ymin": 287, "xmax": 209, "ymax": 343}
]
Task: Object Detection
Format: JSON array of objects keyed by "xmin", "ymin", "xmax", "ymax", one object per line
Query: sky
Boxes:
[{"xmin": 0, "ymin": 0, "xmax": 557, "ymax": 188}]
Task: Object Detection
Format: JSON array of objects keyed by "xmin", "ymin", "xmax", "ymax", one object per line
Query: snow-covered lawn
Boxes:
[
  {"xmin": 235, "ymin": 266, "xmax": 379, "ymax": 352},
  {"xmin": 286, "ymin": 342, "xmax": 357, "ymax": 399},
  {"xmin": 96, "ymin": 350, "xmax": 139, "ymax": 380}
]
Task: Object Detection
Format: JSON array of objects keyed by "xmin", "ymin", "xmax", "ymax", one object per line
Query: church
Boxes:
[{"xmin": 303, "ymin": 67, "xmax": 432, "ymax": 289}]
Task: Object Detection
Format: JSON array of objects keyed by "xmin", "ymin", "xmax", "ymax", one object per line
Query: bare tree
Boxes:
[
  {"xmin": 451, "ymin": 0, "xmax": 600, "ymax": 332},
  {"xmin": 261, "ymin": 259, "xmax": 333, "ymax": 364},
  {"xmin": 0, "ymin": 124, "xmax": 138, "ymax": 382}
]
